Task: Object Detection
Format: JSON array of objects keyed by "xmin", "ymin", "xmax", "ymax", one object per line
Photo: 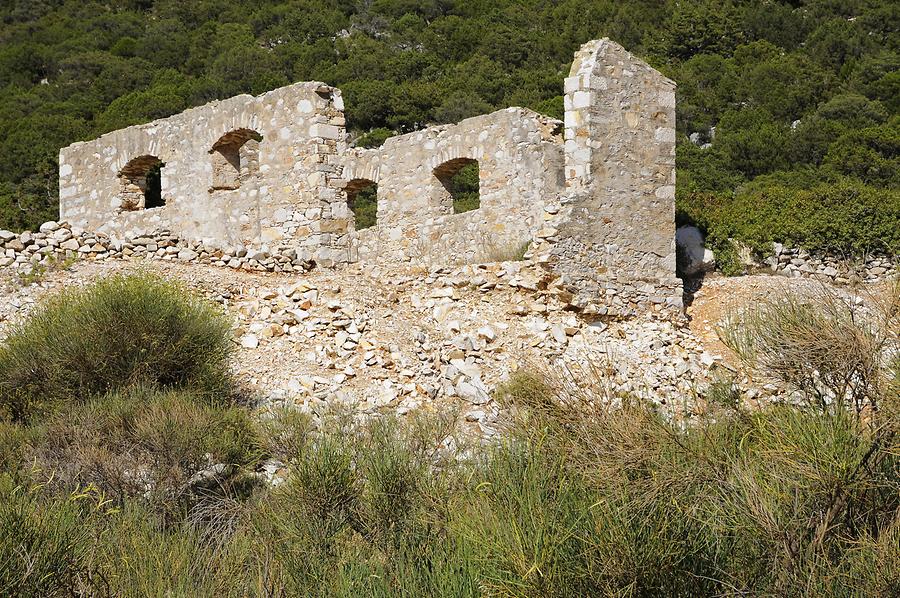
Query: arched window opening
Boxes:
[
  {"xmin": 210, "ymin": 128, "xmax": 263, "ymax": 191},
  {"xmin": 433, "ymin": 158, "xmax": 480, "ymax": 214},
  {"xmin": 345, "ymin": 179, "xmax": 378, "ymax": 231},
  {"xmin": 118, "ymin": 155, "xmax": 165, "ymax": 211}
]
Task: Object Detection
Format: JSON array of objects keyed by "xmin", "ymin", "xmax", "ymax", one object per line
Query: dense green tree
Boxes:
[
  {"xmin": 675, "ymin": 53, "xmax": 736, "ymax": 134},
  {"xmin": 823, "ymin": 120, "xmax": 900, "ymax": 188},
  {"xmin": 738, "ymin": 52, "xmax": 826, "ymax": 121},
  {"xmin": 665, "ymin": 0, "xmax": 743, "ymax": 60},
  {"xmin": 715, "ymin": 108, "xmax": 791, "ymax": 178},
  {"xmin": 788, "ymin": 116, "xmax": 850, "ymax": 166}
]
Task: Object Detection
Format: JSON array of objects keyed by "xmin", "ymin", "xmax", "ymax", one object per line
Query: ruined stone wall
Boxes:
[
  {"xmin": 59, "ymin": 82, "xmax": 347, "ymax": 261},
  {"xmin": 58, "ymin": 38, "xmax": 683, "ymax": 317},
  {"xmin": 340, "ymin": 108, "xmax": 564, "ymax": 265},
  {"xmin": 534, "ymin": 39, "xmax": 681, "ymax": 316}
]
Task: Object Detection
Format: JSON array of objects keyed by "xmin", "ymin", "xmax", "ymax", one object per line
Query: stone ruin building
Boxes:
[{"xmin": 59, "ymin": 39, "xmax": 681, "ymax": 315}]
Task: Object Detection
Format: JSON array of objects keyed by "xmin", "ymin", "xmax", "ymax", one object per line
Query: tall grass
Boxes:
[
  {"xmin": 3, "ymin": 394, "xmax": 898, "ymax": 596},
  {"xmin": 0, "ymin": 274, "xmax": 896, "ymax": 596},
  {"xmin": 33, "ymin": 386, "xmax": 262, "ymax": 520},
  {"xmin": 0, "ymin": 479, "xmax": 97, "ymax": 598},
  {"xmin": 0, "ymin": 272, "xmax": 234, "ymax": 422},
  {"xmin": 719, "ymin": 281, "xmax": 898, "ymax": 414}
]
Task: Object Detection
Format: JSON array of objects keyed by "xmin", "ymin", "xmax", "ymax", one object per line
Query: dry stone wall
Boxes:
[
  {"xmin": 55, "ymin": 38, "xmax": 684, "ymax": 318},
  {"xmin": 0, "ymin": 222, "xmax": 314, "ymax": 273},
  {"xmin": 766, "ymin": 244, "xmax": 896, "ymax": 284}
]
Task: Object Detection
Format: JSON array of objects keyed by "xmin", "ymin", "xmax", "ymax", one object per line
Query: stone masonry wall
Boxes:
[
  {"xmin": 59, "ymin": 82, "xmax": 347, "ymax": 262},
  {"xmin": 57, "ymin": 38, "xmax": 683, "ymax": 318},
  {"xmin": 341, "ymin": 108, "xmax": 564, "ymax": 265},
  {"xmin": 533, "ymin": 39, "xmax": 682, "ymax": 317},
  {"xmin": 766, "ymin": 244, "xmax": 896, "ymax": 284}
]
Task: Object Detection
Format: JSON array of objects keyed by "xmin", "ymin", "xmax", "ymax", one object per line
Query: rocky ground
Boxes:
[{"xmin": 1, "ymin": 255, "xmax": 891, "ymax": 437}]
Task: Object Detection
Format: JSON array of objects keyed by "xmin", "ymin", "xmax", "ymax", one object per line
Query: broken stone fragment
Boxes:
[
  {"xmin": 477, "ymin": 326, "xmax": 496, "ymax": 342},
  {"xmin": 550, "ymin": 324, "xmax": 567, "ymax": 344},
  {"xmin": 240, "ymin": 334, "xmax": 260, "ymax": 349}
]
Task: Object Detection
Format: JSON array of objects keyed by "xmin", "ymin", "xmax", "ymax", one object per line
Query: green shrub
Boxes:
[
  {"xmin": 711, "ymin": 237, "xmax": 745, "ymax": 276},
  {"xmin": 824, "ymin": 120, "xmax": 900, "ymax": 188},
  {"xmin": 94, "ymin": 504, "xmax": 240, "ymax": 598},
  {"xmin": 251, "ymin": 410, "xmax": 475, "ymax": 597},
  {"xmin": 678, "ymin": 177, "xmax": 900, "ymax": 256},
  {"xmin": 814, "ymin": 93, "xmax": 888, "ymax": 129},
  {"xmin": 0, "ymin": 477, "xmax": 100, "ymax": 598},
  {"xmin": 714, "ymin": 107, "xmax": 791, "ymax": 178},
  {"xmin": 0, "ymin": 272, "xmax": 234, "ymax": 422},
  {"xmin": 35, "ymin": 386, "xmax": 262, "ymax": 518},
  {"xmin": 453, "ymin": 436, "xmax": 596, "ymax": 597}
]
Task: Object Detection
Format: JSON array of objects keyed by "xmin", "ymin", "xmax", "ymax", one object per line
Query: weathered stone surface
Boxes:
[
  {"xmin": 345, "ymin": 108, "xmax": 564, "ymax": 266},
  {"xmin": 56, "ymin": 38, "xmax": 691, "ymax": 316},
  {"xmin": 59, "ymin": 82, "xmax": 347, "ymax": 262},
  {"xmin": 538, "ymin": 39, "xmax": 682, "ymax": 316}
]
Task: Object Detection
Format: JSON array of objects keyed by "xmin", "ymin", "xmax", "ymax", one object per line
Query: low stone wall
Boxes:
[
  {"xmin": 767, "ymin": 244, "xmax": 896, "ymax": 284},
  {"xmin": 0, "ymin": 222, "xmax": 313, "ymax": 274}
]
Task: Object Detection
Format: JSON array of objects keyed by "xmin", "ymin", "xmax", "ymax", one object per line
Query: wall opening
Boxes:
[
  {"xmin": 118, "ymin": 155, "xmax": 165, "ymax": 211},
  {"xmin": 345, "ymin": 178, "xmax": 378, "ymax": 230},
  {"xmin": 210, "ymin": 128, "xmax": 263, "ymax": 191},
  {"xmin": 433, "ymin": 158, "xmax": 480, "ymax": 214}
]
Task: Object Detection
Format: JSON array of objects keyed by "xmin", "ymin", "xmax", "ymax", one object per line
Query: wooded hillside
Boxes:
[{"xmin": 0, "ymin": 1, "xmax": 897, "ymax": 260}]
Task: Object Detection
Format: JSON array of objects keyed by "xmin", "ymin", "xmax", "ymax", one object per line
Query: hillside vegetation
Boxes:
[
  {"xmin": 0, "ymin": 1, "xmax": 897, "ymax": 256},
  {"xmin": 0, "ymin": 275, "xmax": 898, "ymax": 596}
]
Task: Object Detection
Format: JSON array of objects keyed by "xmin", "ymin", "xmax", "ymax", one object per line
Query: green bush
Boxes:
[
  {"xmin": 0, "ymin": 273, "xmax": 234, "ymax": 422},
  {"xmin": 35, "ymin": 386, "xmax": 262, "ymax": 516},
  {"xmin": 3, "ymin": 389, "xmax": 897, "ymax": 597},
  {"xmin": 93, "ymin": 504, "xmax": 241, "ymax": 598},
  {"xmin": 714, "ymin": 107, "xmax": 791, "ymax": 178},
  {"xmin": 678, "ymin": 177, "xmax": 900, "ymax": 256},
  {"xmin": 824, "ymin": 120, "xmax": 900, "ymax": 188},
  {"xmin": 0, "ymin": 477, "xmax": 99, "ymax": 598},
  {"xmin": 252, "ymin": 411, "xmax": 475, "ymax": 597}
]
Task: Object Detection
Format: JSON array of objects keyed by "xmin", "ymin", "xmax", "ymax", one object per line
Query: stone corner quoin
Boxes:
[{"xmin": 56, "ymin": 38, "xmax": 680, "ymax": 317}]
